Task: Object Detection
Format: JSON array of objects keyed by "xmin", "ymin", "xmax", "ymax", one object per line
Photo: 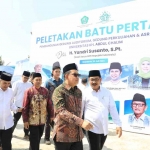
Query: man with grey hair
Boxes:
[{"xmin": 52, "ymin": 63, "xmax": 93, "ymax": 150}]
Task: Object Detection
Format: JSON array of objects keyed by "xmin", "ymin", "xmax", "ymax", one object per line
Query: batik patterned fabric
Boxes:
[
  {"xmin": 52, "ymin": 83, "xmax": 84, "ymax": 142},
  {"xmin": 22, "ymin": 86, "xmax": 54, "ymax": 125}
]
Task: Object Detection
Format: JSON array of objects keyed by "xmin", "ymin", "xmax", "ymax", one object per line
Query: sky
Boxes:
[{"xmin": 0, "ymin": 0, "xmax": 132, "ymax": 65}]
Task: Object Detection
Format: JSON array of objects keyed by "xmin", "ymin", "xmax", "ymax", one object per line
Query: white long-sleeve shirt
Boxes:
[
  {"xmin": 12, "ymin": 80, "xmax": 32, "ymax": 107},
  {"xmin": 0, "ymin": 87, "xmax": 18, "ymax": 130},
  {"xmin": 82, "ymin": 86, "xmax": 122, "ymax": 135}
]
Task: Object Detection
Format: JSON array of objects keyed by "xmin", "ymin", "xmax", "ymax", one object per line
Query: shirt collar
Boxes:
[
  {"xmin": 51, "ymin": 77, "xmax": 60, "ymax": 82},
  {"xmin": 62, "ymin": 82, "xmax": 77, "ymax": 91},
  {"xmin": 0, "ymin": 87, "xmax": 9, "ymax": 92},
  {"xmin": 132, "ymin": 113, "xmax": 146, "ymax": 121},
  {"xmin": 33, "ymin": 86, "xmax": 41, "ymax": 90}
]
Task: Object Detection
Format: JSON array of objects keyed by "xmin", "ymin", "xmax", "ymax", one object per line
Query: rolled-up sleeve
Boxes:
[{"xmin": 52, "ymin": 88, "xmax": 83, "ymax": 126}]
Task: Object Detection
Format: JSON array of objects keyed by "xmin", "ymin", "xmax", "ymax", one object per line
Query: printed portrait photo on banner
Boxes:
[
  {"xmin": 102, "ymin": 62, "xmax": 130, "ymax": 90},
  {"xmin": 33, "ymin": 61, "xmax": 51, "ymax": 86},
  {"xmin": 123, "ymin": 93, "xmax": 150, "ymax": 129},
  {"xmin": 128, "ymin": 57, "xmax": 150, "ymax": 89}
]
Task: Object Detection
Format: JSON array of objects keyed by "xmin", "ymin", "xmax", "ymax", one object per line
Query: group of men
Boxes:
[{"xmin": 0, "ymin": 61, "xmax": 122, "ymax": 150}]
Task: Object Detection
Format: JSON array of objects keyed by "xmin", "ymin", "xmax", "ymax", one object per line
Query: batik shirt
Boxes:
[
  {"xmin": 52, "ymin": 83, "xmax": 84, "ymax": 142},
  {"xmin": 22, "ymin": 86, "xmax": 54, "ymax": 125}
]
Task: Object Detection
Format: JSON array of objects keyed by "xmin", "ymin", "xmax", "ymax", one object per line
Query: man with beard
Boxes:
[
  {"xmin": 127, "ymin": 93, "xmax": 150, "ymax": 127},
  {"xmin": 82, "ymin": 70, "xmax": 122, "ymax": 150},
  {"xmin": 103, "ymin": 62, "xmax": 127, "ymax": 89}
]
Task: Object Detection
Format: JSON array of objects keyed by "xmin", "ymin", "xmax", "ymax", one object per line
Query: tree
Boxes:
[{"xmin": 0, "ymin": 56, "xmax": 4, "ymax": 66}]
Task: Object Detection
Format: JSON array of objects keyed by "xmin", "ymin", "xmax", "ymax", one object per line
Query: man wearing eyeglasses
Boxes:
[
  {"xmin": 82, "ymin": 70, "xmax": 122, "ymax": 150},
  {"xmin": 127, "ymin": 93, "xmax": 150, "ymax": 127},
  {"xmin": 52, "ymin": 63, "xmax": 93, "ymax": 150}
]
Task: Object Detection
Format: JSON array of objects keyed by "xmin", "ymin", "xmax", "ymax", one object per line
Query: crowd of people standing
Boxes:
[{"xmin": 0, "ymin": 61, "xmax": 122, "ymax": 150}]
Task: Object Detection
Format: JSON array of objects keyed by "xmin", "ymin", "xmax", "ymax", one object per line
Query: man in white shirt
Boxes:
[
  {"xmin": 82, "ymin": 70, "xmax": 122, "ymax": 150},
  {"xmin": 103, "ymin": 62, "xmax": 127, "ymax": 89},
  {"xmin": 126, "ymin": 93, "xmax": 150, "ymax": 127},
  {"xmin": 12, "ymin": 71, "xmax": 32, "ymax": 140},
  {"xmin": 0, "ymin": 72, "xmax": 22, "ymax": 150}
]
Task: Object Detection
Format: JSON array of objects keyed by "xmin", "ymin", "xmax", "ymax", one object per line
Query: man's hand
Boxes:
[
  {"xmin": 24, "ymin": 122, "xmax": 29, "ymax": 129},
  {"xmin": 116, "ymin": 127, "xmax": 122, "ymax": 138},
  {"xmin": 81, "ymin": 120, "xmax": 93, "ymax": 131},
  {"xmin": 17, "ymin": 108, "xmax": 23, "ymax": 112}
]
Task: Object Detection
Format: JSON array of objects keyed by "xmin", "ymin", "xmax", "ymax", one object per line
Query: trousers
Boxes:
[
  {"xmin": 12, "ymin": 112, "xmax": 29, "ymax": 135},
  {"xmin": 29, "ymin": 125, "xmax": 44, "ymax": 150},
  {"xmin": 0, "ymin": 127, "xmax": 12, "ymax": 150},
  {"xmin": 54, "ymin": 138, "xmax": 83, "ymax": 150},
  {"xmin": 86, "ymin": 131, "xmax": 107, "ymax": 150}
]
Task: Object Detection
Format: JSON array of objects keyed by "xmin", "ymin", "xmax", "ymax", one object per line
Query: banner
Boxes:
[
  {"xmin": 12, "ymin": 58, "xmax": 51, "ymax": 85},
  {"xmin": 30, "ymin": 0, "xmax": 150, "ymax": 134}
]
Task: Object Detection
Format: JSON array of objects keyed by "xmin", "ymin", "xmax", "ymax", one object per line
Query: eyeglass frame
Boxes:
[
  {"xmin": 70, "ymin": 73, "xmax": 81, "ymax": 77},
  {"xmin": 132, "ymin": 103, "xmax": 146, "ymax": 107}
]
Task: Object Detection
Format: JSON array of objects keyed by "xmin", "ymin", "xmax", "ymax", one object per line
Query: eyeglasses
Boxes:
[
  {"xmin": 90, "ymin": 78, "xmax": 100, "ymax": 82},
  {"xmin": 71, "ymin": 73, "xmax": 81, "ymax": 77},
  {"xmin": 132, "ymin": 103, "xmax": 145, "ymax": 107}
]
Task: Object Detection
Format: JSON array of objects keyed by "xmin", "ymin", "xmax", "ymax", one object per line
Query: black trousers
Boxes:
[
  {"xmin": 86, "ymin": 131, "xmax": 107, "ymax": 150},
  {"xmin": 54, "ymin": 137, "xmax": 83, "ymax": 150},
  {"xmin": 44, "ymin": 115, "xmax": 51, "ymax": 140},
  {"xmin": 0, "ymin": 127, "xmax": 12, "ymax": 150},
  {"xmin": 12, "ymin": 112, "xmax": 29, "ymax": 135},
  {"xmin": 29, "ymin": 125, "xmax": 44, "ymax": 150}
]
